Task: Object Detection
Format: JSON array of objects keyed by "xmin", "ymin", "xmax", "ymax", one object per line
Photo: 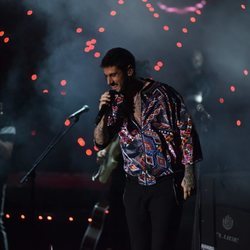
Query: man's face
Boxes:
[{"xmin": 103, "ymin": 66, "xmax": 127, "ymax": 93}]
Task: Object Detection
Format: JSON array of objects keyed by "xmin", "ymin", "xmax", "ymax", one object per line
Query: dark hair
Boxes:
[{"xmin": 101, "ymin": 47, "xmax": 136, "ymax": 73}]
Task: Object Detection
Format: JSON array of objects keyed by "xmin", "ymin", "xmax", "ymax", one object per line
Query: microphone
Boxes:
[
  {"xmin": 196, "ymin": 104, "xmax": 211, "ymax": 120},
  {"xmin": 68, "ymin": 105, "xmax": 89, "ymax": 119},
  {"xmin": 95, "ymin": 90, "xmax": 116, "ymax": 125}
]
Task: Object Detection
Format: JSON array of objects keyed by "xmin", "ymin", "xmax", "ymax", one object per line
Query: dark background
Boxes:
[{"xmin": 1, "ymin": 0, "xmax": 250, "ymax": 249}]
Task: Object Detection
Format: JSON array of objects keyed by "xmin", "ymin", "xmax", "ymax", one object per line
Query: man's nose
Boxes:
[{"xmin": 107, "ymin": 76, "xmax": 113, "ymax": 85}]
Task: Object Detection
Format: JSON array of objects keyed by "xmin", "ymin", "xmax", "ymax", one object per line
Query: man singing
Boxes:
[{"xmin": 94, "ymin": 47, "xmax": 202, "ymax": 250}]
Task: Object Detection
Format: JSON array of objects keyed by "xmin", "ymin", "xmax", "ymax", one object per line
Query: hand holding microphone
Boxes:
[{"xmin": 95, "ymin": 90, "xmax": 116, "ymax": 125}]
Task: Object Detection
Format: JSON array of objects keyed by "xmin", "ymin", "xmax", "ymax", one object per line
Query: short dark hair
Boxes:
[{"xmin": 101, "ymin": 47, "xmax": 136, "ymax": 73}]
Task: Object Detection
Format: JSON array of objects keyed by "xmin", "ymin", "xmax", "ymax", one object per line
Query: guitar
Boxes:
[
  {"xmin": 79, "ymin": 202, "xmax": 109, "ymax": 250},
  {"xmin": 80, "ymin": 137, "xmax": 121, "ymax": 250},
  {"xmin": 92, "ymin": 137, "xmax": 121, "ymax": 184}
]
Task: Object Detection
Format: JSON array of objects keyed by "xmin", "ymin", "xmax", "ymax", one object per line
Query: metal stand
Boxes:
[{"xmin": 19, "ymin": 113, "xmax": 83, "ymax": 249}]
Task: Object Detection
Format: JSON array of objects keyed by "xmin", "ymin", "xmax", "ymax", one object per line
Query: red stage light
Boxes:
[
  {"xmin": 190, "ymin": 17, "xmax": 197, "ymax": 23},
  {"xmin": 149, "ymin": 7, "xmax": 155, "ymax": 12},
  {"xmin": 118, "ymin": 0, "xmax": 125, "ymax": 5},
  {"xmin": 89, "ymin": 44, "xmax": 95, "ymax": 51},
  {"xmin": 60, "ymin": 80, "xmax": 67, "ymax": 86},
  {"xmin": 77, "ymin": 137, "xmax": 86, "ymax": 147},
  {"xmin": 243, "ymin": 69, "xmax": 248, "ymax": 76},
  {"xmin": 27, "ymin": 10, "xmax": 33, "ymax": 16},
  {"xmin": 84, "ymin": 47, "xmax": 90, "ymax": 53},
  {"xmin": 94, "ymin": 145, "xmax": 99, "ymax": 151},
  {"xmin": 0, "ymin": 31, "xmax": 4, "ymax": 37},
  {"xmin": 154, "ymin": 65, "xmax": 160, "ymax": 71},
  {"xmin": 163, "ymin": 25, "xmax": 169, "ymax": 31},
  {"xmin": 219, "ymin": 98, "xmax": 225, "ymax": 104},
  {"xmin": 176, "ymin": 42, "xmax": 183, "ymax": 48},
  {"xmin": 86, "ymin": 41, "xmax": 92, "ymax": 46},
  {"xmin": 20, "ymin": 214, "xmax": 26, "ymax": 220},
  {"xmin": 195, "ymin": 9, "xmax": 202, "ymax": 15},
  {"xmin": 153, "ymin": 13, "xmax": 160, "ymax": 18},
  {"xmin": 230, "ymin": 85, "xmax": 236, "ymax": 92},
  {"xmin": 146, "ymin": 3, "xmax": 152, "ymax": 8},
  {"xmin": 157, "ymin": 61, "xmax": 164, "ymax": 67},
  {"xmin": 98, "ymin": 27, "xmax": 105, "ymax": 33},
  {"xmin": 91, "ymin": 39, "xmax": 97, "ymax": 44},
  {"xmin": 3, "ymin": 37, "xmax": 10, "ymax": 43},
  {"xmin": 182, "ymin": 28, "xmax": 188, "ymax": 33},
  {"xmin": 241, "ymin": 4, "xmax": 246, "ymax": 10},
  {"xmin": 38, "ymin": 215, "xmax": 43, "ymax": 220},
  {"xmin": 86, "ymin": 149, "xmax": 93, "ymax": 156},
  {"xmin": 76, "ymin": 27, "xmax": 83, "ymax": 33},
  {"xmin": 31, "ymin": 74, "xmax": 38, "ymax": 81},
  {"xmin": 94, "ymin": 52, "xmax": 101, "ymax": 58},
  {"xmin": 110, "ymin": 10, "xmax": 117, "ymax": 16},
  {"xmin": 64, "ymin": 119, "xmax": 71, "ymax": 127},
  {"xmin": 236, "ymin": 120, "xmax": 242, "ymax": 126},
  {"xmin": 42, "ymin": 89, "xmax": 49, "ymax": 94}
]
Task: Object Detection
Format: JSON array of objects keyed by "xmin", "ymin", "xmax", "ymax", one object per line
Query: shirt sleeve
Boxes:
[
  {"xmin": 161, "ymin": 84, "xmax": 202, "ymax": 166},
  {"xmin": 175, "ymin": 93, "xmax": 202, "ymax": 166}
]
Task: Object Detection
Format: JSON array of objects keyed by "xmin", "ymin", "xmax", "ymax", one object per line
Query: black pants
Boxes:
[{"xmin": 123, "ymin": 176, "xmax": 183, "ymax": 250}]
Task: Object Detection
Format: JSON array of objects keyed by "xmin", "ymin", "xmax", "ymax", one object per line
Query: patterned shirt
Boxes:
[{"xmin": 100, "ymin": 80, "xmax": 202, "ymax": 185}]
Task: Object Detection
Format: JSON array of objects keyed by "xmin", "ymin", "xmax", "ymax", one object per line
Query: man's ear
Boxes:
[{"xmin": 127, "ymin": 65, "xmax": 134, "ymax": 77}]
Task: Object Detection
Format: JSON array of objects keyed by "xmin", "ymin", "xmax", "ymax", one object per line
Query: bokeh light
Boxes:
[
  {"xmin": 241, "ymin": 4, "xmax": 246, "ymax": 10},
  {"xmin": 190, "ymin": 17, "xmax": 197, "ymax": 23},
  {"xmin": 153, "ymin": 13, "xmax": 160, "ymax": 18},
  {"xmin": 163, "ymin": 25, "xmax": 170, "ymax": 31},
  {"xmin": 77, "ymin": 137, "xmax": 86, "ymax": 147},
  {"xmin": 31, "ymin": 74, "xmax": 38, "ymax": 81},
  {"xmin": 243, "ymin": 69, "xmax": 248, "ymax": 76},
  {"xmin": 3, "ymin": 37, "xmax": 10, "ymax": 43},
  {"xmin": 176, "ymin": 42, "xmax": 183, "ymax": 48},
  {"xmin": 76, "ymin": 27, "xmax": 83, "ymax": 33},
  {"xmin": 110, "ymin": 10, "xmax": 117, "ymax": 16},
  {"xmin": 68, "ymin": 217, "xmax": 74, "ymax": 222},
  {"xmin": 94, "ymin": 52, "xmax": 101, "ymax": 58},
  {"xmin": 219, "ymin": 98, "xmax": 225, "ymax": 104},
  {"xmin": 98, "ymin": 27, "xmax": 105, "ymax": 33},
  {"xmin": 118, "ymin": 0, "xmax": 125, "ymax": 5},
  {"xmin": 64, "ymin": 119, "xmax": 71, "ymax": 127},
  {"xmin": 27, "ymin": 10, "xmax": 33, "ymax": 16},
  {"xmin": 236, "ymin": 120, "xmax": 242, "ymax": 126},
  {"xmin": 60, "ymin": 80, "xmax": 67, "ymax": 86},
  {"xmin": 182, "ymin": 27, "xmax": 188, "ymax": 33},
  {"xmin": 230, "ymin": 85, "xmax": 236, "ymax": 92},
  {"xmin": 154, "ymin": 65, "xmax": 160, "ymax": 71},
  {"xmin": 86, "ymin": 149, "xmax": 93, "ymax": 156}
]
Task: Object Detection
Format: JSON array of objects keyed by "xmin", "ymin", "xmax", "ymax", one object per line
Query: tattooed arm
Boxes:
[{"xmin": 181, "ymin": 164, "xmax": 195, "ymax": 200}]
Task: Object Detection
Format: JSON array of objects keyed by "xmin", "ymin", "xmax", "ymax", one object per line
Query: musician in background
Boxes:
[
  {"xmin": 0, "ymin": 101, "xmax": 16, "ymax": 250},
  {"xmin": 95, "ymin": 137, "xmax": 130, "ymax": 250}
]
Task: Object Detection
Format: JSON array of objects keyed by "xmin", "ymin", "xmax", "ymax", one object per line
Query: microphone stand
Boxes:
[{"xmin": 20, "ymin": 114, "xmax": 82, "ymax": 248}]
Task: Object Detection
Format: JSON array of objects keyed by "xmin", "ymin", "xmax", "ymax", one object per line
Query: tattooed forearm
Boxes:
[
  {"xmin": 183, "ymin": 165, "xmax": 195, "ymax": 188},
  {"xmin": 94, "ymin": 117, "xmax": 110, "ymax": 146}
]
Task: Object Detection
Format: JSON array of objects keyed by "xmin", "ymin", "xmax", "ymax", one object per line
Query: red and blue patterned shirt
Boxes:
[{"xmin": 98, "ymin": 80, "xmax": 202, "ymax": 185}]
